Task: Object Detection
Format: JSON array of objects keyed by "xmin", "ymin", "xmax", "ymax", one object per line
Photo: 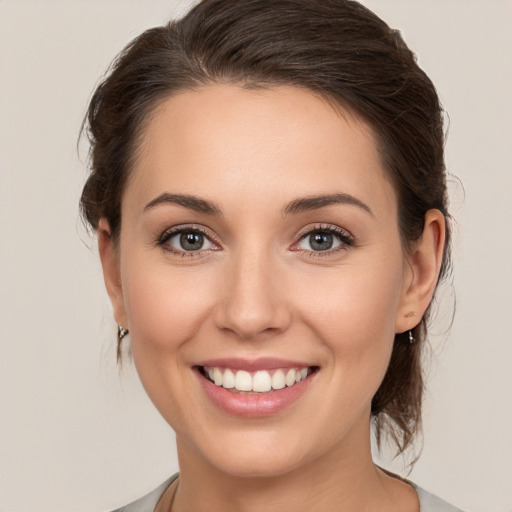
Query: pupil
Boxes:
[
  {"xmin": 180, "ymin": 232, "xmax": 203, "ymax": 251},
  {"xmin": 310, "ymin": 232, "xmax": 333, "ymax": 251}
]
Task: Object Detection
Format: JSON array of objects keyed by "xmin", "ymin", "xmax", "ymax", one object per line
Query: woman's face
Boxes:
[{"xmin": 106, "ymin": 84, "xmax": 418, "ymax": 477}]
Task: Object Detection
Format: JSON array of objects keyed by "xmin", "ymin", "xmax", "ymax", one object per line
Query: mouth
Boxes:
[
  {"xmin": 197, "ymin": 365, "xmax": 319, "ymax": 394},
  {"xmin": 193, "ymin": 361, "xmax": 319, "ymax": 417}
]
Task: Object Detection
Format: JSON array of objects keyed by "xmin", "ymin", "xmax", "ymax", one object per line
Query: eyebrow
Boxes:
[
  {"xmin": 143, "ymin": 192, "xmax": 372, "ymax": 217},
  {"xmin": 143, "ymin": 193, "xmax": 222, "ymax": 215},
  {"xmin": 283, "ymin": 193, "xmax": 373, "ymax": 217}
]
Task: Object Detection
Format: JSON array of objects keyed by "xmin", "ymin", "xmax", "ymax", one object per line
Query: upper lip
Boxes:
[{"xmin": 195, "ymin": 357, "xmax": 315, "ymax": 371}]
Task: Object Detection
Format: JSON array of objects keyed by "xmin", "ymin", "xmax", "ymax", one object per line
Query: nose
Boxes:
[{"xmin": 213, "ymin": 248, "xmax": 292, "ymax": 340}]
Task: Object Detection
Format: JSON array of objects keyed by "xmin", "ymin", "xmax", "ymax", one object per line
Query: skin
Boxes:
[{"xmin": 99, "ymin": 84, "xmax": 445, "ymax": 512}]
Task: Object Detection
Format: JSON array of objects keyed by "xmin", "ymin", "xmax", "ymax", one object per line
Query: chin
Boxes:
[
  {"xmin": 179, "ymin": 426, "xmax": 314, "ymax": 479},
  {"xmin": 210, "ymin": 449, "xmax": 307, "ymax": 479}
]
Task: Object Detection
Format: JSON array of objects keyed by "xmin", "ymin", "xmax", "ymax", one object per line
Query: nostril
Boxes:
[
  {"xmin": 212, "ymin": 267, "xmax": 292, "ymax": 339},
  {"xmin": 213, "ymin": 301, "xmax": 292, "ymax": 341}
]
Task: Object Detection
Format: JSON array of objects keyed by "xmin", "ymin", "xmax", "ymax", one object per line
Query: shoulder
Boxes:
[
  {"xmin": 412, "ymin": 483, "xmax": 466, "ymax": 512},
  {"xmin": 109, "ymin": 474, "xmax": 178, "ymax": 512}
]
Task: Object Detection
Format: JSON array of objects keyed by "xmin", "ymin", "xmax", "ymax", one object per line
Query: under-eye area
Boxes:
[{"xmin": 197, "ymin": 366, "xmax": 320, "ymax": 394}]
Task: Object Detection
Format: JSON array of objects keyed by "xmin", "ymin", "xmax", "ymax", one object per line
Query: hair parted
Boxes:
[{"xmin": 80, "ymin": 0, "xmax": 451, "ymax": 456}]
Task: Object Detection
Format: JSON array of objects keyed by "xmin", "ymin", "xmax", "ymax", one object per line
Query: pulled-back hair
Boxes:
[{"xmin": 80, "ymin": 0, "xmax": 451, "ymax": 455}]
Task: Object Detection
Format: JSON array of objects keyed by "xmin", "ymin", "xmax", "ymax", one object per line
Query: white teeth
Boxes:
[
  {"xmin": 234, "ymin": 370, "xmax": 252, "ymax": 391},
  {"xmin": 213, "ymin": 368, "xmax": 223, "ymax": 386},
  {"xmin": 205, "ymin": 366, "xmax": 313, "ymax": 393},
  {"xmin": 222, "ymin": 369, "xmax": 235, "ymax": 389},
  {"xmin": 271, "ymin": 369, "xmax": 285, "ymax": 390},
  {"xmin": 253, "ymin": 371, "xmax": 272, "ymax": 392},
  {"xmin": 285, "ymin": 369, "xmax": 296, "ymax": 386}
]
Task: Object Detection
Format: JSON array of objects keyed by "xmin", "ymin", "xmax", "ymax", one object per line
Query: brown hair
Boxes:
[{"xmin": 80, "ymin": 0, "xmax": 451, "ymax": 455}]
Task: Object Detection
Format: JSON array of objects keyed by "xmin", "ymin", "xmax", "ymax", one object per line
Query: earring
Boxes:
[
  {"xmin": 408, "ymin": 330, "xmax": 415, "ymax": 344},
  {"xmin": 118, "ymin": 325, "xmax": 129, "ymax": 340}
]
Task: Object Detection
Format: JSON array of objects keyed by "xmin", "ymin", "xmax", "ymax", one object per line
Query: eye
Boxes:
[
  {"xmin": 159, "ymin": 226, "xmax": 218, "ymax": 254},
  {"xmin": 293, "ymin": 225, "xmax": 353, "ymax": 254},
  {"xmin": 299, "ymin": 231, "xmax": 339, "ymax": 251}
]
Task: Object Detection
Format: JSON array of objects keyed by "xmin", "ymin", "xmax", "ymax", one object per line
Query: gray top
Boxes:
[
  {"xmin": 413, "ymin": 484, "xmax": 465, "ymax": 511},
  {"xmin": 110, "ymin": 473, "xmax": 465, "ymax": 512},
  {"xmin": 110, "ymin": 476, "xmax": 177, "ymax": 512}
]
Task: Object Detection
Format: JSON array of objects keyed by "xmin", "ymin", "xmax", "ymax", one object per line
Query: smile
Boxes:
[
  {"xmin": 195, "ymin": 362, "xmax": 319, "ymax": 417},
  {"xmin": 201, "ymin": 366, "xmax": 314, "ymax": 393}
]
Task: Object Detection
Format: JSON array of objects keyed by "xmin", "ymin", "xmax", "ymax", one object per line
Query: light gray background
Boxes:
[{"xmin": 0, "ymin": 1, "xmax": 511, "ymax": 511}]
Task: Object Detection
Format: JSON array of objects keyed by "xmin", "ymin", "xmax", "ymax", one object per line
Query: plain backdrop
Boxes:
[{"xmin": 0, "ymin": 1, "xmax": 511, "ymax": 511}]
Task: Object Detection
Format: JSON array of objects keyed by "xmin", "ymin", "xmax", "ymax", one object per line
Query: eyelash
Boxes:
[
  {"xmin": 156, "ymin": 223, "xmax": 355, "ymax": 258},
  {"xmin": 293, "ymin": 224, "xmax": 355, "ymax": 258},
  {"xmin": 157, "ymin": 224, "xmax": 220, "ymax": 258}
]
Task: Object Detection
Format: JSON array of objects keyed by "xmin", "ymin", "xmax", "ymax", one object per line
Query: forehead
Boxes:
[{"xmin": 126, "ymin": 84, "xmax": 397, "ymax": 217}]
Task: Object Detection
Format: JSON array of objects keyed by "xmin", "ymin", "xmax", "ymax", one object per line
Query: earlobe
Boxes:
[
  {"xmin": 395, "ymin": 209, "xmax": 446, "ymax": 334},
  {"xmin": 98, "ymin": 218, "xmax": 127, "ymax": 328}
]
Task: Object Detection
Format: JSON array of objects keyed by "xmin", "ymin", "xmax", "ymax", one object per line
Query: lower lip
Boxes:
[{"xmin": 195, "ymin": 368, "xmax": 316, "ymax": 417}]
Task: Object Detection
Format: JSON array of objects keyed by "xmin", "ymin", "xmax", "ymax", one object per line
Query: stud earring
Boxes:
[
  {"xmin": 118, "ymin": 325, "xmax": 129, "ymax": 340},
  {"xmin": 408, "ymin": 330, "xmax": 415, "ymax": 344}
]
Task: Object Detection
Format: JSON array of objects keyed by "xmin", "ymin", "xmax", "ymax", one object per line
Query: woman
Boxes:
[{"xmin": 80, "ymin": 0, "xmax": 463, "ymax": 510}]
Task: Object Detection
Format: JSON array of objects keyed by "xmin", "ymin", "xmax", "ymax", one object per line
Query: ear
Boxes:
[
  {"xmin": 98, "ymin": 218, "xmax": 127, "ymax": 328},
  {"xmin": 395, "ymin": 209, "xmax": 446, "ymax": 334}
]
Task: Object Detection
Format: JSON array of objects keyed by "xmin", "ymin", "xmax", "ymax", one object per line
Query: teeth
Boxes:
[
  {"xmin": 213, "ymin": 368, "xmax": 223, "ymax": 386},
  {"xmin": 271, "ymin": 369, "xmax": 285, "ymax": 390},
  {"xmin": 222, "ymin": 369, "xmax": 235, "ymax": 389},
  {"xmin": 253, "ymin": 371, "xmax": 272, "ymax": 392},
  {"xmin": 285, "ymin": 369, "xmax": 296, "ymax": 387},
  {"xmin": 204, "ymin": 366, "xmax": 312, "ymax": 393},
  {"xmin": 234, "ymin": 370, "xmax": 252, "ymax": 391}
]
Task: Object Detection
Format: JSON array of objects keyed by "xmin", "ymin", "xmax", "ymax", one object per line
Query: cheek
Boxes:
[
  {"xmin": 294, "ymin": 253, "xmax": 405, "ymax": 391},
  {"xmin": 118, "ymin": 253, "xmax": 219, "ymax": 429},
  {"xmin": 120, "ymin": 254, "xmax": 216, "ymax": 356},
  {"xmin": 302, "ymin": 261, "xmax": 403, "ymax": 337}
]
